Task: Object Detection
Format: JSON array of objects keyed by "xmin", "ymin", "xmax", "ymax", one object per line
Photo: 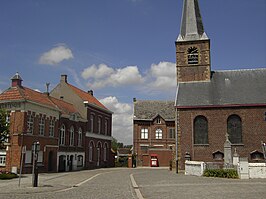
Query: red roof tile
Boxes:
[
  {"xmin": 0, "ymin": 86, "xmax": 78, "ymax": 115},
  {"xmin": 67, "ymin": 83, "xmax": 108, "ymax": 111}
]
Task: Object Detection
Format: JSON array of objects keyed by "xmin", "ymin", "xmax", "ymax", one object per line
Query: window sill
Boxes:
[
  {"xmin": 231, "ymin": 143, "xmax": 244, "ymax": 146},
  {"xmin": 194, "ymin": 144, "xmax": 209, "ymax": 147}
]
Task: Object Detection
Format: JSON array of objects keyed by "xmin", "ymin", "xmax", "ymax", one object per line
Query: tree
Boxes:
[
  {"xmin": 111, "ymin": 137, "xmax": 123, "ymax": 152},
  {"xmin": 0, "ymin": 109, "xmax": 9, "ymax": 149}
]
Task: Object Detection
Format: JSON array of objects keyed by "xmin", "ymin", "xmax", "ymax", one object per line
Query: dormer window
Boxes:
[
  {"xmin": 187, "ymin": 47, "xmax": 199, "ymax": 65},
  {"xmin": 156, "ymin": 117, "xmax": 161, "ymax": 124}
]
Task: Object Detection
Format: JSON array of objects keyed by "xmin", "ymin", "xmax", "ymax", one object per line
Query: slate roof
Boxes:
[
  {"xmin": 0, "ymin": 86, "xmax": 78, "ymax": 115},
  {"xmin": 134, "ymin": 100, "xmax": 175, "ymax": 121},
  {"xmin": 175, "ymin": 68, "xmax": 266, "ymax": 107},
  {"xmin": 177, "ymin": 0, "xmax": 209, "ymax": 42}
]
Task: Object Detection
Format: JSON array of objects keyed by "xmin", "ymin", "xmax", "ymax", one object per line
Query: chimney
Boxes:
[
  {"xmin": 11, "ymin": 72, "xmax": 23, "ymax": 87},
  {"xmin": 44, "ymin": 82, "xmax": 50, "ymax": 96},
  {"xmin": 60, "ymin": 75, "xmax": 67, "ymax": 83},
  {"xmin": 88, "ymin": 90, "xmax": 93, "ymax": 96},
  {"xmin": 133, "ymin": 98, "xmax": 136, "ymax": 102}
]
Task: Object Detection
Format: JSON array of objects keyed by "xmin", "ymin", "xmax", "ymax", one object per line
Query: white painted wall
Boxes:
[
  {"xmin": 185, "ymin": 161, "xmax": 206, "ymax": 176},
  {"xmin": 249, "ymin": 163, "xmax": 266, "ymax": 179}
]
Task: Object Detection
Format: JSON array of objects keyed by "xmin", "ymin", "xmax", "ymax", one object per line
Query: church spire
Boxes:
[{"xmin": 177, "ymin": 0, "xmax": 208, "ymax": 42}]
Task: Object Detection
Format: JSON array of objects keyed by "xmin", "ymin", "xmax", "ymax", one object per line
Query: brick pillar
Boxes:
[{"xmin": 128, "ymin": 154, "xmax": 133, "ymax": 168}]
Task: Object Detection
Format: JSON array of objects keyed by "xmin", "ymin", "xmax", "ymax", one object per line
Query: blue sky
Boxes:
[{"xmin": 0, "ymin": 0, "xmax": 265, "ymax": 144}]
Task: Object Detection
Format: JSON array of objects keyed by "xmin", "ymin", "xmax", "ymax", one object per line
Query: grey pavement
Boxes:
[{"xmin": 0, "ymin": 168, "xmax": 265, "ymax": 199}]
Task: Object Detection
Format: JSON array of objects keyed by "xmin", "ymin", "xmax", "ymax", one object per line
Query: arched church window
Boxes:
[
  {"xmin": 194, "ymin": 116, "xmax": 208, "ymax": 144},
  {"xmin": 227, "ymin": 115, "xmax": 242, "ymax": 144},
  {"xmin": 187, "ymin": 47, "xmax": 199, "ymax": 65}
]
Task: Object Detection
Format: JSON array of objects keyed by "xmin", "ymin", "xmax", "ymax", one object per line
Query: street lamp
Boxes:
[{"xmin": 32, "ymin": 141, "xmax": 40, "ymax": 187}]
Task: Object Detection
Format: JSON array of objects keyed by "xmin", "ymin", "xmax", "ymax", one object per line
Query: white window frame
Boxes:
[
  {"xmin": 0, "ymin": 155, "xmax": 6, "ymax": 166},
  {"xmin": 78, "ymin": 127, "xmax": 82, "ymax": 147},
  {"xmin": 70, "ymin": 126, "xmax": 75, "ymax": 146},
  {"xmin": 98, "ymin": 117, "xmax": 101, "ymax": 134},
  {"xmin": 49, "ymin": 119, "xmax": 55, "ymax": 137},
  {"xmin": 39, "ymin": 116, "xmax": 45, "ymax": 135},
  {"xmin": 27, "ymin": 113, "xmax": 34, "ymax": 134},
  {"xmin": 155, "ymin": 129, "xmax": 163, "ymax": 139},
  {"xmin": 90, "ymin": 115, "xmax": 94, "ymax": 133},
  {"xmin": 141, "ymin": 128, "xmax": 148, "ymax": 139},
  {"xmin": 59, "ymin": 125, "xmax": 65, "ymax": 145}
]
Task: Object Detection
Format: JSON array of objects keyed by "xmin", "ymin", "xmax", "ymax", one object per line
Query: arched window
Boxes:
[
  {"xmin": 98, "ymin": 117, "xmax": 101, "ymax": 134},
  {"xmin": 105, "ymin": 119, "xmax": 108, "ymax": 135},
  {"xmin": 70, "ymin": 126, "xmax": 74, "ymax": 146},
  {"xmin": 59, "ymin": 125, "xmax": 65, "ymax": 145},
  {"xmin": 187, "ymin": 47, "xmax": 199, "ymax": 65},
  {"xmin": 227, "ymin": 115, "xmax": 242, "ymax": 144},
  {"xmin": 90, "ymin": 115, "xmax": 94, "ymax": 133},
  {"xmin": 194, "ymin": 116, "xmax": 208, "ymax": 144},
  {"xmin": 155, "ymin": 129, "xmax": 163, "ymax": 139},
  {"xmin": 103, "ymin": 143, "xmax": 108, "ymax": 161},
  {"xmin": 89, "ymin": 141, "xmax": 94, "ymax": 162},
  {"xmin": 78, "ymin": 127, "xmax": 82, "ymax": 147}
]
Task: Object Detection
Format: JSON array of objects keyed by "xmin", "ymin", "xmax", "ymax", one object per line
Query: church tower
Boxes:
[{"xmin": 176, "ymin": 0, "xmax": 211, "ymax": 82}]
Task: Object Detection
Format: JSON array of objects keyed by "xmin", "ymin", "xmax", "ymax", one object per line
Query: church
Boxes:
[
  {"xmin": 175, "ymin": 0, "xmax": 266, "ymax": 170},
  {"xmin": 134, "ymin": 0, "xmax": 266, "ymax": 170}
]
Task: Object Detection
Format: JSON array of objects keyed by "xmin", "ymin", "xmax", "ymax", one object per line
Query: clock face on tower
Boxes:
[{"xmin": 187, "ymin": 47, "xmax": 199, "ymax": 65}]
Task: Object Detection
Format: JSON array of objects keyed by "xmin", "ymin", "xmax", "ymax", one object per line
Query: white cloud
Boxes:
[
  {"xmin": 146, "ymin": 61, "xmax": 176, "ymax": 91},
  {"xmin": 81, "ymin": 64, "xmax": 143, "ymax": 89},
  {"xmin": 39, "ymin": 44, "xmax": 74, "ymax": 65},
  {"xmin": 100, "ymin": 96, "xmax": 133, "ymax": 145}
]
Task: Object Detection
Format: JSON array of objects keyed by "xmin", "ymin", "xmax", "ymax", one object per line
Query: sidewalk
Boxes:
[{"xmin": 0, "ymin": 169, "xmax": 106, "ymax": 195}]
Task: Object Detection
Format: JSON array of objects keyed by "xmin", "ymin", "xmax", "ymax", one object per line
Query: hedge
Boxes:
[
  {"xmin": 203, "ymin": 169, "xmax": 238, "ymax": 179},
  {"xmin": 0, "ymin": 172, "xmax": 18, "ymax": 180}
]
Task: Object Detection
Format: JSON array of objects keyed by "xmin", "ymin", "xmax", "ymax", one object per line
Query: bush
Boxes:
[
  {"xmin": 0, "ymin": 171, "xmax": 18, "ymax": 180},
  {"xmin": 203, "ymin": 169, "xmax": 238, "ymax": 179}
]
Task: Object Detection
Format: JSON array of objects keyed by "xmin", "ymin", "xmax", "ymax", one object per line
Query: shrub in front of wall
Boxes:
[
  {"xmin": 203, "ymin": 169, "xmax": 238, "ymax": 179},
  {"xmin": 0, "ymin": 171, "xmax": 18, "ymax": 180}
]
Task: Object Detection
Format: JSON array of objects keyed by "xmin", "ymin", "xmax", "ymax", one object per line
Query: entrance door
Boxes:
[
  {"xmin": 58, "ymin": 155, "xmax": 66, "ymax": 172},
  {"xmin": 69, "ymin": 155, "xmax": 73, "ymax": 171}
]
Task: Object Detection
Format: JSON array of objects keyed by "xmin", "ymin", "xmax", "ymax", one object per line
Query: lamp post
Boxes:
[{"xmin": 32, "ymin": 141, "xmax": 40, "ymax": 187}]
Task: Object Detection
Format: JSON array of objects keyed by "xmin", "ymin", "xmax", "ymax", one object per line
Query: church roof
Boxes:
[
  {"xmin": 134, "ymin": 100, "xmax": 175, "ymax": 121},
  {"xmin": 175, "ymin": 68, "xmax": 266, "ymax": 108},
  {"xmin": 177, "ymin": 0, "xmax": 209, "ymax": 42}
]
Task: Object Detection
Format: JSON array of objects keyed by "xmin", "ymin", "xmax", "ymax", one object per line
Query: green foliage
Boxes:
[
  {"xmin": 204, "ymin": 169, "xmax": 238, "ymax": 179},
  {"xmin": 111, "ymin": 137, "xmax": 123, "ymax": 152},
  {"xmin": 115, "ymin": 157, "xmax": 128, "ymax": 167},
  {"xmin": 0, "ymin": 171, "xmax": 18, "ymax": 180},
  {"xmin": 0, "ymin": 109, "xmax": 9, "ymax": 149}
]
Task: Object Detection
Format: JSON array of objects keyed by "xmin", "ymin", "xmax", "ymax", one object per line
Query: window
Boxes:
[
  {"xmin": 103, "ymin": 143, "xmax": 108, "ymax": 161},
  {"xmin": 59, "ymin": 125, "xmax": 65, "ymax": 145},
  {"xmin": 90, "ymin": 115, "xmax": 94, "ymax": 133},
  {"xmin": 141, "ymin": 128, "xmax": 148, "ymax": 139},
  {"xmin": 49, "ymin": 119, "xmax": 55, "ymax": 137},
  {"xmin": 168, "ymin": 128, "xmax": 175, "ymax": 139},
  {"xmin": 194, "ymin": 116, "xmax": 208, "ymax": 144},
  {"xmin": 0, "ymin": 155, "xmax": 6, "ymax": 166},
  {"xmin": 39, "ymin": 116, "xmax": 45, "ymax": 135},
  {"xmin": 98, "ymin": 117, "xmax": 101, "ymax": 134},
  {"xmin": 156, "ymin": 117, "xmax": 161, "ymax": 124},
  {"xmin": 27, "ymin": 113, "xmax": 34, "ymax": 134},
  {"xmin": 187, "ymin": 46, "xmax": 199, "ymax": 65},
  {"xmin": 78, "ymin": 127, "xmax": 82, "ymax": 147},
  {"xmin": 89, "ymin": 141, "xmax": 94, "ymax": 162},
  {"xmin": 70, "ymin": 126, "xmax": 74, "ymax": 146},
  {"xmin": 155, "ymin": 129, "xmax": 163, "ymax": 139},
  {"xmin": 227, "ymin": 115, "xmax": 242, "ymax": 144},
  {"xmin": 105, "ymin": 119, "xmax": 108, "ymax": 135}
]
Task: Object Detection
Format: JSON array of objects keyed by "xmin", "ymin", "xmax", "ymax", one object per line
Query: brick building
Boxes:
[
  {"xmin": 175, "ymin": 0, "xmax": 266, "ymax": 170},
  {"xmin": 0, "ymin": 73, "xmax": 113, "ymax": 173},
  {"xmin": 133, "ymin": 100, "xmax": 175, "ymax": 167},
  {"xmin": 50, "ymin": 75, "xmax": 113, "ymax": 169}
]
